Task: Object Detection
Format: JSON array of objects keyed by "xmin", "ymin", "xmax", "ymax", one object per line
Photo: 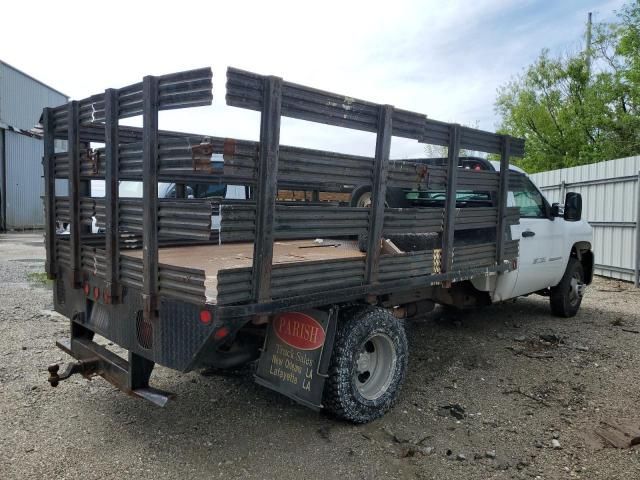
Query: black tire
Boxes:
[
  {"xmin": 350, "ymin": 185, "xmax": 373, "ymax": 207},
  {"xmin": 550, "ymin": 258, "xmax": 585, "ymax": 318},
  {"xmin": 385, "ymin": 187, "xmax": 412, "ymax": 208},
  {"xmin": 349, "ymin": 185, "xmax": 410, "ymax": 208},
  {"xmin": 323, "ymin": 307, "xmax": 408, "ymax": 423}
]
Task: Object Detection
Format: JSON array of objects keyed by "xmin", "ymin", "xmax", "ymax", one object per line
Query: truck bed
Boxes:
[
  {"xmin": 121, "ymin": 239, "xmax": 363, "ymax": 302},
  {"xmin": 43, "ymin": 65, "xmax": 525, "ymax": 402}
]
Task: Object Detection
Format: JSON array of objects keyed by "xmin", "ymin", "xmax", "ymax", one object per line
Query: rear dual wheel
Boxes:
[{"xmin": 323, "ymin": 307, "xmax": 408, "ymax": 423}]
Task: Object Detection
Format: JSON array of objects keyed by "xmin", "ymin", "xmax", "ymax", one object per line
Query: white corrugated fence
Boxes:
[{"xmin": 530, "ymin": 155, "xmax": 640, "ymax": 286}]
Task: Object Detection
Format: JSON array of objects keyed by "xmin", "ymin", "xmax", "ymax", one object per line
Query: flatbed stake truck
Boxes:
[{"xmin": 43, "ymin": 66, "xmax": 593, "ymax": 423}]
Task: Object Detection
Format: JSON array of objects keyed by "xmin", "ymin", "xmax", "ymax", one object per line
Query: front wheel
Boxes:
[
  {"xmin": 550, "ymin": 258, "xmax": 585, "ymax": 318},
  {"xmin": 323, "ymin": 307, "xmax": 408, "ymax": 423}
]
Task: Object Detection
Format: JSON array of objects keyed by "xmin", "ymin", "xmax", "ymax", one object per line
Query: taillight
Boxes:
[
  {"xmin": 93, "ymin": 287, "xmax": 100, "ymax": 300},
  {"xmin": 199, "ymin": 310, "xmax": 212, "ymax": 325},
  {"xmin": 214, "ymin": 326, "xmax": 230, "ymax": 340},
  {"xmin": 83, "ymin": 283, "xmax": 90, "ymax": 296}
]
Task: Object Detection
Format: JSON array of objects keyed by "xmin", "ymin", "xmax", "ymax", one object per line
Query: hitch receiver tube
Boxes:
[
  {"xmin": 51, "ymin": 337, "xmax": 174, "ymax": 407},
  {"xmin": 48, "ymin": 359, "xmax": 100, "ymax": 387}
]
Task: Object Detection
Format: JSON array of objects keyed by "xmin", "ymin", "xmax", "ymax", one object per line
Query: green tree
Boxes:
[{"xmin": 495, "ymin": 2, "xmax": 640, "ymax": 173}]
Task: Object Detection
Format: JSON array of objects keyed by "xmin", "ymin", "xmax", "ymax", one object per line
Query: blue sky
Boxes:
[{"xmin": 0, "ymin": 0, "xmax": 627, "ymax": 158}]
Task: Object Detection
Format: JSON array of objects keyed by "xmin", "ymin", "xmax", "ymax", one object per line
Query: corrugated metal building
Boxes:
[
  {"xmin": 0, "ymin": 60, "xmax": 68, "ymax": 230},
  {"xmin": 530, "ymin": 156, "xmax": 640, "ymax": 285}
]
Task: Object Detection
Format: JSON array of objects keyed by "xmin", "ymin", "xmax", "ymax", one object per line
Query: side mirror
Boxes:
[
  {"xmin": 564, "ymin": 192, "xmax": 582, "ymax": 221},
  {"xmin": 550, "ymin": 203, "xmax": 561, "ymax": 217}
]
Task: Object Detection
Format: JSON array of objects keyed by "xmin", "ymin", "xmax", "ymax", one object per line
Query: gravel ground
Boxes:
[{"xmin": 1, "ymin": 232, "xmax": 639, "ymax": 479}]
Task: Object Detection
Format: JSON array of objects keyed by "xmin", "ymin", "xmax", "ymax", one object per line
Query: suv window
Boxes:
[{"xmin": 509, "ymin": 176, "xmax": 547, "ymax": 218}]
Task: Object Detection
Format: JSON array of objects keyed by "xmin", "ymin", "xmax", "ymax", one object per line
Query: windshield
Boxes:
[{"xmin": 407, "ymin": 190, "xmax": 491, "ymax": 203}]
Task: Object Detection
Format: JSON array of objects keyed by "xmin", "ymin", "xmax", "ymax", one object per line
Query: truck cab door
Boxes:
[{"xmin": 508, "ymin": 175, "xmax": 566, "ymax": 298}]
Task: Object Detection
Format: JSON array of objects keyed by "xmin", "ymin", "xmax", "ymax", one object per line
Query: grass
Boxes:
[{"xmin": 26, "ymin": 271, "xmax": 53, "ymax": 288}]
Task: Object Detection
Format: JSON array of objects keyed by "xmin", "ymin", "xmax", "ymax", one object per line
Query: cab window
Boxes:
[
  {"xmin": 193, "ymin": 183, "xmax": 227, "ymax": 199},
  {"xmin": 509, "ymin": 175, "xmax": 547, "ymax": 218}
]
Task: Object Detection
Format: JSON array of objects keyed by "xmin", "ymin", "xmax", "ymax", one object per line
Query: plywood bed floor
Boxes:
[{"xmin": 122, "ymin": 239, "xmax": 364, "ymax": 302}]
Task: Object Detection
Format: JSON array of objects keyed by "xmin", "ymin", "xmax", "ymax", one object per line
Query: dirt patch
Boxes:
[{"xmin": 1, "ymin": 233, "xmax": 640, "ymax": 479}]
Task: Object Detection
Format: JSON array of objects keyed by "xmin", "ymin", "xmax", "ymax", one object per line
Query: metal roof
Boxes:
[
  {"xmin": 0, "ymin": 60, "xmax": 67, "ymax": 97},
  {"xmin": 0, "ymin": 60, "xmax": 69, "ymax": 130}
]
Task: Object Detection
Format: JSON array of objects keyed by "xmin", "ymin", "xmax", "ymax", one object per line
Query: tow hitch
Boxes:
[
  {"xmin": 47, "ymin": 338, "xmax": 174, "ymax": 407},
  {"xmin": 48, "ymin": 359, "xmax": 100, "ymax": 387}
]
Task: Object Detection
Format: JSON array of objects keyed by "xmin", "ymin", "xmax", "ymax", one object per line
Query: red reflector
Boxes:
[
  {"xmin": 214, "ymin": 326, "xmax": 230, "ymax": 340},
  {"xmin": 93, "ymin": 287, "xmax": 100, "ymax": 300},
  {"xmin": 199, "ymin": 310, "xmax": 212, "ymax": 325},
  {"xmin": 83, "ymin": 283, "xmax": 90, "ymax": 295}
]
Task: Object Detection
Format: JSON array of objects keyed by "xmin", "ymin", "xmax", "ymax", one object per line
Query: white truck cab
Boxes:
[{"xmin": 478, "ymin": 162, "xmax": 593, "ymax": 317}]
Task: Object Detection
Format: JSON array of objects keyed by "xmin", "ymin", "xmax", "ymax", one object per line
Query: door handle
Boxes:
[{"xmin": 522, "ymin": 230, "xmax": 535, "ymax": 238}]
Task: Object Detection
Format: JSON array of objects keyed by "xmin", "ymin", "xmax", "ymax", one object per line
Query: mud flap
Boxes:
[{"xmin": 254, "ymin": 308, "xmax": 337, "ymax": 410}]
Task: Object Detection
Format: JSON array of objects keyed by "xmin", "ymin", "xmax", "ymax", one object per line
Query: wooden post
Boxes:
[
  {"xmin": 251, "ymin": 76, "xmax": 282, "ymax": 303},
  {"xmin": 364, "ymin": 104, "xmax": 393, "ymax": 284},
  {"xmin": 142, "ymin": 76, "xmax": 159, "ymax": 319},
  {"xmin": 43, "ymin": 108, "xmax": 56, "ymax": 279},
  {"xmin": 67, "ymin": 101, "xmax": 81, "ymax": 287},
  {"xmin": 104, "ymin": 88, "xmax": 120, "ymax": 302},
  {"xmin": 442, "ymin": 124, "xmax": 461, "ymax": 273},
  {"xmin": 496, "ymin": 135, "xmax": 511, "ymax": 266}
]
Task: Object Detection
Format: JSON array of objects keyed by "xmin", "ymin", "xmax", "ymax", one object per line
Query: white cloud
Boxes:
[{"xmin": 1, "ymin": 0, "xmax": 625, "ymax": 159}]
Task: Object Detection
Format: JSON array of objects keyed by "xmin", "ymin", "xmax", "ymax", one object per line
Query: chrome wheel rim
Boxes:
[
  {"xmin": 569, "ymin": 272, "xmax": 584, "ymax": 306},
  {"xmin": 353, "ymin": 333, "xmax": 397, "ymax": 400},
  {"xmin": 356, "ymin": 192, "xmax": 372, "ymax": 208}
]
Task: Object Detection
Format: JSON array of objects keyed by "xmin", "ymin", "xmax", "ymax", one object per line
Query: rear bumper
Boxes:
[
  {"xmin": 54, "ymin": 337, "xmax": 173, "ymax": 407},
  {"xmin": 53, "ymin": 267, "xmax": 239, "ymax": 373}
]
